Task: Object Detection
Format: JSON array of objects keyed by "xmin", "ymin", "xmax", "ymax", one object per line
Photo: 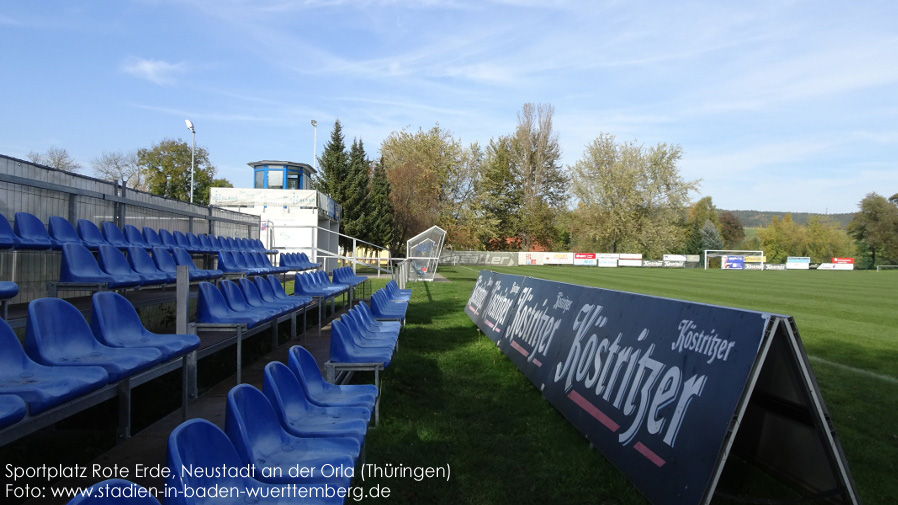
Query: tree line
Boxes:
[{"xmin": 25, "ymin": 104, "xmax": 895, "ymax": 268}]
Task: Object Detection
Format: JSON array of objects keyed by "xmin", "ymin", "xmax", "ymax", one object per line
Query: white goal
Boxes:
[
  {"xmin": 703, "ymin": 250, "xmax": 765, "ymax": 270},
  {"xmin": 876, "ymin": 265, "xmax": 898, "ymax": 272}
]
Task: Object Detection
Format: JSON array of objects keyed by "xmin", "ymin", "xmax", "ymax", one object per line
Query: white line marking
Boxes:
[{"xmin": 808, "ymin": 356, "xmax": 898, "ymax": 384}]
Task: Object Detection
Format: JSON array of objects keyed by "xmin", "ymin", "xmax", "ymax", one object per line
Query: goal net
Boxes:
[
  {"xmin": 876, "ymin": 265, "xmax": 898, "ymax": 272},
  {"xmin": 703, "ymin": 250, "xmax": 765, "ymax": 270}
]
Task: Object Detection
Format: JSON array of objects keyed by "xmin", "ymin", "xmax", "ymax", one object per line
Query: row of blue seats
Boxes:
[
  {"xmin": 0, "ymin": 292, "xmax": 199, "ymax": 428},
  {"xmin": 0, "ymin": 211, "xmax": 272, "ymax": 255},
  {"xmin": 197, "ymin": 276, "xmax": 313, "ymax": 328},
  {"xmin": 64, "ymin": 345, "xmax": 377, "ymax": 505},
  {"xmin": 217, "ymin": 250, "xmax": 291, "ymax": 276},
  {"xmin": 330, "ymin": 301, "xmax": 401, "ymax": 367},
  {"xmin": 279, "ymin": 252, "xmax": 320, "ymax": 271},
  {"xmin": 294, "ymin": 271, "xmax": 352, "ymax": 299},
  {"xmin": 60, "ymin": 243, "xmax": 223, "ymax": 289}
]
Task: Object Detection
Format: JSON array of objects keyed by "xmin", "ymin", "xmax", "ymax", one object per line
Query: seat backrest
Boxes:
[
  {"xmin": 143, "ymin": 227, "xmax": 164, "ymax": 247},
  {"xmin": 253, "ymin": 276, "xmax": 278, "ymax": 302},
  {"xmin": 98, "ymin": 244, "xmax": 139, "ymax": 278},
  {"xmin": 198, "ymin": 233, "xmax": 215, "ymax": 251},
  {"xmin": 157, "ymin": 229, "xmax": 177, "ymax": 248},
  {"xmin": 287, "ymin": 345, "xmax": 328, "ymax": 397},
  {"xmin": 123, "ymin": 224, "xmax": 149, "ymax": 247},
  {"xmin": 77, "ymin": 219, "xmax": 108, "ymax": 246},
  {"xmin": 217, "ymin": 251, "xmax": 238, "ymax": 271},
  {"xmin": 89, "ymin": 291, "xmax": 147, "ymax": 347},
  {"xmin": 173, "ymin": 230, "xmax": 192, "ymax": 249},
  {"xmin": 60, "ymin": 243, "xmax": 113, "ymax": 283},
  {"xmin": 166, "ymin": 418, "xmax": 247, "ymax": 505},
  {"xmin": 101, "ymin": 222, "xmax": 129, "ymax": 248},
  {"xmin": 48, "ymin": 216, "xmax": 82, "ymax": 245},
  {"xmin": 238, "ymin": 278, "xmax": 267, "ymax": 307},
  {"xmin": 151, "ymin": 247, "xmax": 178, "ymax": 273},
  {"xmin": 170, "ymin": 247, "xmax": 198, "ymax": 270},
  {"xmin": 186, "ymin": 232, "xmax": 203, "ymax": 249},
  {"xmin": 128, "ymin": 246, "xmax": 163, "ymax": 274},
  {"xmin": 266, "ymin": 275, "xmax": 289, "ymax": 298},
  {"xmin": 220, "ymin": 280, "xmax": 252, "ymax": 312},
  {"xmin": 0, "ymin": 317, "xmax": 39, "ymax": 371},
  {"xmin": 262, "ymin": 361, "xmax": 313, "ymax": 423},
  {"xmin": 14, "ymin": 212, "xmax": 53, "ymax": 248},
  {"xmin": 0, "ymin": 212, "xmax": 17, "ymax": 249},
  {"xmin": 225, "ymin": 384, "xmax": 288, "ymax": 469},
  {"xmin": 196, "ymin": 282, "xmax": 233, "ymax": 321},
  {"xmin": 25, "ymin": 297, "xmax": 99, "ymax": 361}
]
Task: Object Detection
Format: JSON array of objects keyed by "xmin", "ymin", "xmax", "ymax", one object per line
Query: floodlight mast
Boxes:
[{"xmin": 185, "ymin": 119, "xmax": 196, "ymax": 204}]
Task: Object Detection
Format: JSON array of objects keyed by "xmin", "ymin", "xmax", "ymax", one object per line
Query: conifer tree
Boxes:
[
  {"xmin": 368, "ymin": 158, "xmax": 397, "ymax": 252},
  {"xmin": 343, "ymin": 138, "xmax": 371, "ymax": 241},
  {"xmin": 316, "ymin": 120, "xmax": 349, "ymax": 204}
]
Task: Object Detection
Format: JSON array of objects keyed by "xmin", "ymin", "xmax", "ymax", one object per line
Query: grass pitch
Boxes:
[{"xmin": 365, "ymin": 266, "xmax": 897, "ymax": 504}]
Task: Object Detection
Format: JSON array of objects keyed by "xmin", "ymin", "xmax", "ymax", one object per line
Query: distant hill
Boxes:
[{"xmin": 724, "ymin": 210, "xmax": 855, "ymax": 229}]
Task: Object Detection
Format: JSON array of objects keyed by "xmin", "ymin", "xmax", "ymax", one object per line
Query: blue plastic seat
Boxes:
[
  {"xmin": 171, "ymin": 247, "xmax": 223, "ymax": 280},
  {"xmin": 186, "ymin": 232, "xmax": 210, "ymax": 253},
  {"xmin": 127, "ymin": 246, "xmax": 176, "ymax": 284},
  {"xmin": 198, "ymin": 233, "xmax": 218, "ymax": 253},
  {"xmin": 25, "ymin": 298, "xmax": 163, "ymax": 382},
  {"xmin": 173, "ymin": 230, "xmax": 199, "ymax": 253},
  {"xmin": 0, "ymin": 318, "xmax": 108, "ymax": 414},
  {"xmin": 369, "ymin": 289, "xmax": 407, "ymax": 321},
  {"xmin": 151, "ymin": 247, "xmax": 179, "ymax": 277},
  {"xmin": 217, "ymin": 250, "xmax": 248, "ymax": 274},
  {"xmin": 48, "ymin": 216, "xmax": 84, "ymax": 248},
  {"xmin": 344, "ymin": 309, "xmax": 399, "ymax": 348},
  {"xmin": 89, "ymin": 292, "xmax": 200, "ymax": 361},
  {"xmin": 97, "ymin": 245, "xmax": 146, "ymax": 286},
  {"xmin": 77, "ymin": 219, "xmax": 110, "ymax": 250},
  {"xmin": 123, "ymin": 224, "xmax": 151, "ymax": 248},
  {"xmin": 166, "ymin": 418, "xmax": 343, "ymax": 505},
  {"xmin": 356, "ymin": 302, "xmax": 402, "ymax": 333},
  {"xmin": 238, "ymin": 277, "xmax": 304, "ymax": 313},
  {"xmin": 294, "ymin": 272, "xmax": 341, "ymax": 298},
  {"xmin": 59, "ymin": 243, "xmax": 140, "ymax": 288},
  {"xmin": 196, "ymin": 282, "xmax": 267, "ymax": 328},
  {"xmin": 14, "ymin": 212, "xmax": 58, "ymax": 249},
  {"xmin": 64, "ymin": 479, "xmax": 161, "ymax": 505},
  {"xmin": 262, "ymin": 362, "xmax": 370, "ymax": 444},
  {"xmin": 219, "ymin": 279, "xmax": 282, "ymax": 319},
  {"xmin": 0, "ymin": 281, "xmax": 18, "ymax": 300},
  {"xmin": 385, "ymin": 279, "xmax": 412, "ymax": 301},
  {"xmin": 225, "ymin": 384, "xmax": 359, "ymax": 486},
  {"xmin": 143, "ymin": 227, "xmax": 165, "ymax": 249},
  {"xmin": 101, "ymin": 221, "xmax": 130, "ymax": 249},
  {"xmin": 287, "ymin": 345, "xmax": 378, "ymax": 410},
  {"xmin": 0, "ymin": 394, "xmax": 27, "ymax": 428},
  {"xmin": 266, "ymin": 275, "xmax": 293, "ymax": 299},
  {"xmin": 0, "ymin": 212, "xmax": 17, "ymax": 249},
  {"xmin": 330, "ymin": 319, "xmax": 392, "ymax": 367},
  {"xmin": 157, "ymin": 229, "xmax": 178, "ymax": 250}
]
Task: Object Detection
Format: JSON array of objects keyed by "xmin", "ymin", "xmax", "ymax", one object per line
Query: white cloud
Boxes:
[{"xmin": 121, "ymin": 57, "xmax": 186, "ymax": 86}]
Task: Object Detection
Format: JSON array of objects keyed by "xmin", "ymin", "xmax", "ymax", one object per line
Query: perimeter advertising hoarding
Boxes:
[
  {"xmin": 722, "ymin": 256, "xmax": 745, "ymax": 269},
  {"xmin": 465, "ymin": 271, "xmax": 859, "ymax": 505},
  {"xmin": 573, "ymin": 253, "xmax": 597, "ymax": 266},
  {"xmin": 786, "ymin": 257, "xmax": 811, "ymax": 270}
]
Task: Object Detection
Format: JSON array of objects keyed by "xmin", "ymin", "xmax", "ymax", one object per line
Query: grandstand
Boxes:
[{"xmin": 0, "ymin": 154, "xmax": 407, "ymax": 505}]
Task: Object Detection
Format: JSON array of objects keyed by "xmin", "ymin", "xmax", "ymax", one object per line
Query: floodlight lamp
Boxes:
[
  {"xmin": 185, "ymin": 119, "xmax": 195, "ymax": 133},
  {"xmin": 311, "ymin": 119, "xmax": 317, "ymax": 127}
]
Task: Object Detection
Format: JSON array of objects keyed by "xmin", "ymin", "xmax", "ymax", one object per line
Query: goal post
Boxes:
[
  {"xmin": 703, "ymin": 250, "xmax": 765, "ymax": 270},
  {"xmin": 876, "ymin": 265, "xmax": 898, "ymax": 272}
]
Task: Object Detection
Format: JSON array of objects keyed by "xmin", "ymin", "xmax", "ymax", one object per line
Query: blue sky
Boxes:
[{"xmin": 1, "ymin": 0, "xmax": 896, "ymax": 214}]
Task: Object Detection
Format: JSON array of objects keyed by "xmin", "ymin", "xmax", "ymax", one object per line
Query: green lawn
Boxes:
[{"xmin": 364, "ymin": 266, "xmax": 897, "ymax": 504}]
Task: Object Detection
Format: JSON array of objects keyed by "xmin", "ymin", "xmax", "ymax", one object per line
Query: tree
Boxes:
[
  {"xmin": 380, "ymin": 124, "xmax": 463, "ymax": 247},
  {"xmin": 684, "ymin": 197, "xmax": 719, "ymax": 254},
  {"xmin": 28, "ymin": 147, "xmax": 81, "ymax": 172},
  {"xmin": 847, "ymin": 193, "xmax": 898, "ymax": 268},
  {"xmin": 368, "ymin": 158, "xmax": 397, "ymax": 252},
  {"xmin": 513, "ymin": 103, "xmax": 568, "ymax": 250},
  {"xmin": 570, "ymin": 133, "xmax": 699, "ymax": 257},
  {"xmin": 343, "ymin": 138, "xmax": 371, "ymax": 241},
  {"xmin": 718, "ymin": 211, "xmax": 745, "ymax": 248},
  {"xmin": 700, "ymin": 220, "xmax": 724, "ymax": 251},
  {"xmin": 805, "ymin": 216, "xmax": 854, "ymax": 264},
  {"xmin": 479, "ymin": 135, "xmax": 522, "ymax": 250},
  {"xmin": 316, "ymin": 120, "xmax": 349, "ymax": 204},
  {"xmin": 757, "ymin": 214, "xmax": 807, "ymax": 263},
  {"xmin": 137, "ymin": 138, "xmax": 225, "ymax": 205},
  {"xmin": 91, "ymin": 150, "xmax": 145, "ymax": 189}
]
